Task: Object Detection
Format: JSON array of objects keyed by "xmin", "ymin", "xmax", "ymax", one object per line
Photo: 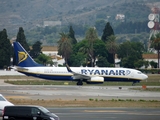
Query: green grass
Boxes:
[
  {"xmin": 2, "ymin": 74, "xmax": 160, "ymax": 86},
  {"xmin": 4, "ymin": 80, "xmax": 160, "ymax": 86}
]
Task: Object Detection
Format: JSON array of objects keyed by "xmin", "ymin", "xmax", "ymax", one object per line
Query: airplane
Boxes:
[{"xmin": 12, "ymin": 42, "xmax": 148, "ymax": 86}]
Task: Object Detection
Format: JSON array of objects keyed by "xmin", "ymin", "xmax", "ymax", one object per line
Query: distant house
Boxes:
[
  {"xmin": 142, "ymin": 54, "xmax": 158, "ymax": 62},
  {"xmin": 41, "ymin": 46, "xmax": 64, "ymax": 66},
  {"xmin": 115, "ymin": 54, "xmax": 159, "ymax": 68},
  {"xmin": 115, "ymin": 14, "xmax": 125, "ymax": 21},
  {"xmin": 43, "ymin": 21, "xmax": 61, "ymax": 27},
  {"xmin": 142, "ymin": 54, "xmax": 158, "ymax": 68}
]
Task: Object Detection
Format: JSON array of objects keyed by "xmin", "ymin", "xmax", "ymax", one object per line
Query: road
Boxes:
[
  {"xmin": 49, "ymin": 107, "xmax": 160, "ymax": 120},
  {"xmin": 1, "ymin": 107, "xmax": 159, "ymax": 120}
]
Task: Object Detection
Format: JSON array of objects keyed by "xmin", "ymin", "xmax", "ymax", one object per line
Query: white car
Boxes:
[{"xmin": 0, "ymin": 94, "xmax": 14, "ymax": 117}]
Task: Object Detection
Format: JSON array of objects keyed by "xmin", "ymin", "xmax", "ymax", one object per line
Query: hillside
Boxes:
[{"xmin": 0, "ymin": 0, "xmax": 159, "ymax": 44}]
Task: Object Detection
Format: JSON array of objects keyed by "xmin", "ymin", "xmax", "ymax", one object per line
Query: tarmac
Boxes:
[
  {"xmin": 0, "ymin": 82, "xmax": 160, "ymax": 101},
  {"xmin": 0, "ymin": 74, "xmax": 160, "ymax": 120}
]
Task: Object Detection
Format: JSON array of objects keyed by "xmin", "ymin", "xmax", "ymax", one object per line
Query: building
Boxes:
[
  {"xmin": 115, "ymin": 54, "xmax": 158, "ymax": 68},
  {"xmin": 115, "ymin": 14, "xmax": 125, "ymax": 21},
  {"xmin": 43, "ymin": 21, "xmax": 61, "ymax": 27},
  {"xmin": 42, "ymin": 46, "xmax": 64, "ymax": 66}
]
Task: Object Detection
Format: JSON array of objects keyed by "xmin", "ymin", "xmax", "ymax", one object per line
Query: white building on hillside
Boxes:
[{"xmin": 43, "ymin": 21, "xmax": 61, "ymax": 27}]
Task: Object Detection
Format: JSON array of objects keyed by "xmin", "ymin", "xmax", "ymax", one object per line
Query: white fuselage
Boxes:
[{"xmin": 17, "ymin": 66, "xmax": 148, "ymax": 82}]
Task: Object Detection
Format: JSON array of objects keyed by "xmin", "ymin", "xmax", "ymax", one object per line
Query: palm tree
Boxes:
[
  {"xmin": 58, "ymin": 32, "xmax": 72, "ymax": 64},
  {"xmin": 150, "ymin": 32, "xmax": 160, "ymax": 68},
  {"xmin": 79, "ymin": 41, "xmax": 90, "ymax": 66},
  {"xmin": 85, "ymin": 27, "xmax": 98, "ymax": 67},
  {"xmin": 106, "ymin": 35, "xmax": 119, "ymax": 67}
]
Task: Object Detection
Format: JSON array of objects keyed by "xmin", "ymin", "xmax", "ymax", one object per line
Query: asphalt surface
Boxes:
[
  {"xmin": 1, "ymin": 85, "xmax": 160, "ymax": 100},
  {"xmin": 0, "ymin": 81, "xmax": 160, "ymax": 120},
  {"xmin": 49, "ymin": 107, "xmax": 160, "ymax": 120},
  {"xmin": 1, "ymin": 107, "xmax": 160, "ymax": 120}
]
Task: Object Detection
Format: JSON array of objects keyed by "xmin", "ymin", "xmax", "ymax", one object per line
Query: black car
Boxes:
[{"xmin": 2, "ymin": 105, "xmax": 59, "ymax": 120}]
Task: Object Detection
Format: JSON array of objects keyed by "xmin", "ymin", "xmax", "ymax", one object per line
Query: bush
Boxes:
[{"xmin": 138, "ymin": 69, "xmax": 160, "ymax": 74}]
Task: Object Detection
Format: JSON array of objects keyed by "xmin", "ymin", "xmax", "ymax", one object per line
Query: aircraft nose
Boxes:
[{"xmin": 143, "ymin": 74, "xmax": 148, "ymax": 80}]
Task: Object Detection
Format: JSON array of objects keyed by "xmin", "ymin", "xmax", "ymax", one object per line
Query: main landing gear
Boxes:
[{"xmin": 77, "ymin": 80, "xmax": 83, "ymax": 86}]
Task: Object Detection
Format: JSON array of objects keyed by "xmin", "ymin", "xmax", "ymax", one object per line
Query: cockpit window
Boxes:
[{"xmin": 137, "ymin": 72, "xmax": 142, "ymax": 74}]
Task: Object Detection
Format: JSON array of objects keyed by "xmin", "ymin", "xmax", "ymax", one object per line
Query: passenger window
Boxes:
[{"xmin": 31, "ymin": 108, "xmax": 40, "ymax": 115}]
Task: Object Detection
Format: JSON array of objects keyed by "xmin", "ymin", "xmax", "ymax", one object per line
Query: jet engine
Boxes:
[{"xmin": 86, "ymin": 76, "xmax": 104, "ymax": 84}]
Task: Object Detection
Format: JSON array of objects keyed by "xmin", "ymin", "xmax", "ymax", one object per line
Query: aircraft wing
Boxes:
[{"xmin": 65, "ymin": 64, "xmax": 90, "ymax": 80}]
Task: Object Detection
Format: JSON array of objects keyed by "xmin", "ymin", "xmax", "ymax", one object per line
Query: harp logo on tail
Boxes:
[{"xmin": 18, "ymin": 51, "xmax": 28, "ymax": 64}]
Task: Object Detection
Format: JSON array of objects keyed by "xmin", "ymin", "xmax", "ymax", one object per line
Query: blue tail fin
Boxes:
[{"xmin": 13, "ymin": 42, "xmax": 44, "ymax": 67}]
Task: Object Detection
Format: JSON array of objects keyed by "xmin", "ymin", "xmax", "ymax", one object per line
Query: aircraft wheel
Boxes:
[{"xmin": 77, "ymin": 80, "xmax": 83, "ymax": 86}]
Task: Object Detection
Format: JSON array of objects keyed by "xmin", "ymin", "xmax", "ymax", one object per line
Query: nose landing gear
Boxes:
[{"xmin": 132, "ymin": 81, "xmax": 139, "ymax": 86}]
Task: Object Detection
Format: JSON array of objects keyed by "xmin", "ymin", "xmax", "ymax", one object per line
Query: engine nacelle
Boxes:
[{"xmin": 87, "ymin": 76, "xmax": 104, "ymax": 84}]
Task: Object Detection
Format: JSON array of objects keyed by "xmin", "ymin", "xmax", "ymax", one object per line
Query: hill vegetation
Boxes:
[{"xmin": 0, "ymin": 0, "xmax": 159, "ymax": 45}]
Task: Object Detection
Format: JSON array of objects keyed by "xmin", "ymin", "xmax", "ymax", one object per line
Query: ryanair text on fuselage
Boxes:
[
  {"xmin": 44, "ymin": 69, "xmax": 131, "ymax": 76},
  {"xmin": 81, "ymin": 69, "xmax": 131, "ymax": 76}
]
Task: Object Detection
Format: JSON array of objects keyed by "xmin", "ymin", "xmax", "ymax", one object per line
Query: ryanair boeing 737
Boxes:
[{"xmin": 12, "ymin": 42, "xmax": 148, "ymax": 85}]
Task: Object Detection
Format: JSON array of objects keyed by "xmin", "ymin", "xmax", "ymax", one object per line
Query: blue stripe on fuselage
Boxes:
[
  {"xmin": 18, "ymin": 71, "xmax": 140, "ymax": 82},
  {"xmin": 19, "ymin": 71, "xmax": 73, "ymax": 81}
]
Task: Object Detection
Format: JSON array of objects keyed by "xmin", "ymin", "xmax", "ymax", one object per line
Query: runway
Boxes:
[
  {"xmin": 0, "ymin": 85, "xmax": 160, "ymax": 101},
  {"xmin": 0, "ymin": 84, "xmax": 160, "ymax": 120}
]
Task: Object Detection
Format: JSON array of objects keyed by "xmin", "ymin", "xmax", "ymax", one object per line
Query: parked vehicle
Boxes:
[
  {"xmin": 2, "ymin": 105, "xmax": 59, "ymax": 120},
  {"xmin": 0, "ymin": 94, "xmax": 14, "ymax": 117}
]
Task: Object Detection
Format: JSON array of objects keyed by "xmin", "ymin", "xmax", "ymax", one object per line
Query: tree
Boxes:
[
  {"xmin": 117, "ymin": 41, "xmax": 144, "ymax": 68},
  {"xmin": 84, "ymin": 27, "xmax": 98, "ymax": 67},
  {"xmin": 101, "ymin": 22, "xmax": 114, "ymax": 43},
  {"xmin": 35, "ymin": 54, "xmax": 53, "ymax": 66},
  {"xmin": 143, "ymin": 60, "xmax": 149, "ymax": 69},
  {"xmin": 96, "ymin": 56, "xmax": 110, "ymax": 67},
  {"xmin": 69, "ymin": 38, "xmax": 109, "ymax": 67},
  {"xmin": 150, "ymin": 32, "xmax": 160, "ymax": 68},
  {"xmin": 0, "ymin": 29, "xmax": 12, "ymax": 69},
  {"xmin": 101, "ymin": 22, "xmax": 114, "ymax": 64},
  {"xmin": 150, "ymin": 61, "xmax": 157, "ymax": 68},
  {"xmin": 30, "ymin": 41, "xmax": 42, "ymax": 59},
  {"xmin": 95, "ymin": 19, "xmax": 106, "ymax": 36},
  {"xmin": 106, "ymin": 35, "xmax": 119, "ymax": 67},
  {"xmin": 68, "ymin": 26, "xmax": 77, "ymax": 44},
  {"xmin": 16, "ymin": 27, "xmax": 30, "ymax": 52},
  {"xmin": 78, "ymin": 40, "xmax": 91, "ymax": 66},
  {"xmin": 134, "ymin": 59, "xmax": 144, "ymax": 68},
  {"xmin": 58, "ymin": 32, "xmax": 72, "ymax": 64},
  {"xmin": 68, "ymin": 52, "xmax": 86, "ymax": 67}
]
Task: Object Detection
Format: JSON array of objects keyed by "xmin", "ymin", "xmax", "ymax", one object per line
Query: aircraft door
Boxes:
[{"xmin": 36, "ymin": 69, "xmax": 40, "ymax": 76}]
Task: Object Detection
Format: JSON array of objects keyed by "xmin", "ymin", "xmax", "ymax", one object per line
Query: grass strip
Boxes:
[{"xmin": 7, "ymin": 98, "xmax": 160, "ymax": 108}]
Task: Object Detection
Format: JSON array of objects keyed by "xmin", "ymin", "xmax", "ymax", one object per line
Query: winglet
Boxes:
[{"xmin": 65, "ymin": 63, "xmax": 73, "ymax": 72}]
